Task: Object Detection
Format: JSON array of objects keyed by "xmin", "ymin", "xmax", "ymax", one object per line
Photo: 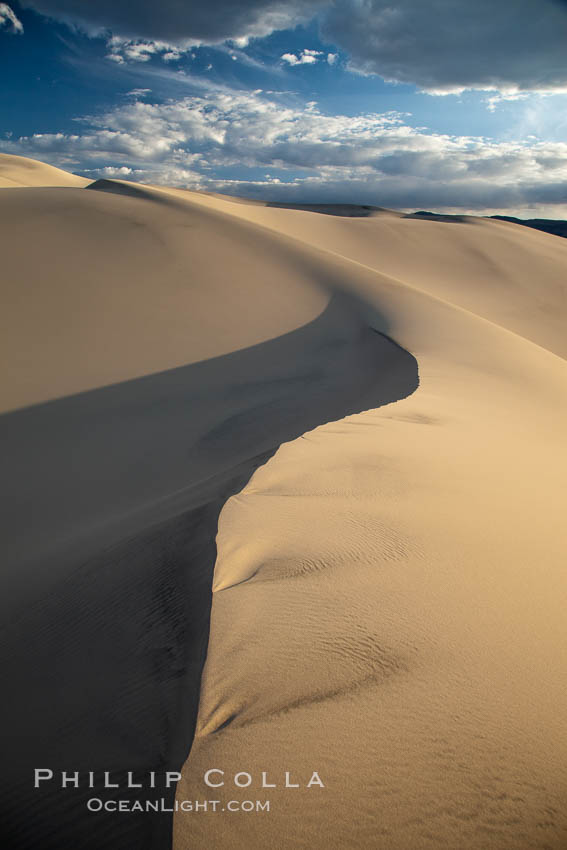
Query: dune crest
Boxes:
[
  {"xmin": 0, "ymin": 153, "xmax": 90, "ymax": 188},
  {"xmin": 160, "ymin": 183, "xmax": 567, "ymax": 848},
  {"xmin": 0, "ymin": 162, "xmax": 418, "ymax": 849},
  {"xmin": 0, "ymin": 158, "xmax": 566, "ymax": 850}
]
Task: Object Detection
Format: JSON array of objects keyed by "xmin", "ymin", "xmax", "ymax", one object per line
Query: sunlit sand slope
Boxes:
[
  {"xmin": 170, "ymin": 189, "xmax": 567, "ymax": 849},
  {"xmin": 0, "ymin": 158, "xmax": 566, "ymax": 850},
  {"xmin": 159, "ymin": 185, "xmax": 567, "ymax": 359},
  {"xmin": 0, "ymin": 171, "xmax": 416, "ymax": 850},
  {"xmin": 0, "ymin": 153, "xmax": 90, "ymax": 188}
]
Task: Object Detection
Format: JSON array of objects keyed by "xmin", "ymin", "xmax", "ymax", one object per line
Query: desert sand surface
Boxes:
[
  {"xmin": 1, "ymin": 156, "xmax": 566, "ymax": 850},
  {"xmin": 0, "ymin": 153, "xmax": 90, "ymax": 188}
]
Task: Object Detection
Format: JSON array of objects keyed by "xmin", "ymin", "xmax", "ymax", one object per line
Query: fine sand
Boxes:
[
  {"xmin": 1, "ymin": 155, "xmax": 566, "ymax": 850},
  {"xmin": 0, "ymin": 153, "xmax": 90, "ymax": 189}
]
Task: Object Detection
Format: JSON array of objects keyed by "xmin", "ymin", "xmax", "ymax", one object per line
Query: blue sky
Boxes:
[{"xmin": 2, "ymin": 0, "xmax": 567, "ymax": 215}]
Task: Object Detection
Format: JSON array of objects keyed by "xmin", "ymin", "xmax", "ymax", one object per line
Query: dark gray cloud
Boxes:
[
  {"xmin": 20, "ymin": 0, "xmax": 567, "ymax": 94},
  {"xmin": 219, "ymin": 178, "xmax": 567, "ymax": 213},
  {"xmin": 20, "ymin": 0, "xmax": 324, "ymax": 43},
  {"xmin": 321, "ymin": 0, "xmax": 567, "ymax": 93}
]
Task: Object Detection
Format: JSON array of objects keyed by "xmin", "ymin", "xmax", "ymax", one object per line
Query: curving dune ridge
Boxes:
[
  {"xmin": 169, "ymin": 188, "xmax": 567, "ymax": 848},
  {"xmin": 1, "ymin": 155, "xmax": 566, "ymax": 850},
  {"xmin": 0, "ymin": 158, "xmax": 416, "ymax": 849}
]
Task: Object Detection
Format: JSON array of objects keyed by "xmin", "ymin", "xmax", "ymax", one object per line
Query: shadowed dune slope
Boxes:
[
  {"xmin": 0, "ymin": 177, "xmax": 418, "ymax": 850},
  {"xmin": 0, "ymin": 161, "xmax": 566, "ymax": 850}
]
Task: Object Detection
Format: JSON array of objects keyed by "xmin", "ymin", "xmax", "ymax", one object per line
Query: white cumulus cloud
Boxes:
[
  {"xmin": 281, "ymin": 49, "xmax": 323, "ymax": 66},
  {"xmin": 3, "ymin": 87, "xmax": 567, "ymax": 216},
  {"xmin": 106, "ymin": 37, "xmax": 184, "ymax": 64}
]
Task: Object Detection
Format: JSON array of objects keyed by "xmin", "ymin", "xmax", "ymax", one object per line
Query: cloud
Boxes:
[
  {"xmin": 0, "ymin": 3, "xmax": 23, "ymax": 32},
  {"xmin": 209, "ymin": 174, "xmax": 567, "ymax": 215},
  {"xmin": 20, "ymin": 0, "xmax": 325, "ymax": 43},
  {"xmin": 3, "ymin": 88, "xmax": 567, "ymax": 215},
  {"xmin": 485, "ymin": 92, "xmax": 531, "ymax": 113},
  {"xmin": 321, "ymin": 0, "xmax": 567, "ymax": 94},
  {"xmin": 19, "ymin": 0, "xmax": 567, "ymax": 96},
  {"xmin": 105, "ymin": 37, "xmax": 184, "ymax": 64},
  {"xmin": 281, "ymin": 49, "xmax": 323, "ymax": 66},
  {"xmin": 126, "ymin": 88, "xmax": 152, "ymax": 98}
]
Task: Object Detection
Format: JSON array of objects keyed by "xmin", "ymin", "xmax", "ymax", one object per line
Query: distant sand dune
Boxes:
[
  {"xmin": 1, "ymin": 158, "xmax": 566, "ymax": 850},
  {"xmin": 0, "ymin": 153, "xmax": 90, "ymax": 188}
]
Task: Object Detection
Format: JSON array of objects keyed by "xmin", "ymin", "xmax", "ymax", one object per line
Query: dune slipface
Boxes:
[
  {"xmin": 0, "ymin": 171, "xmax": 417, "ymax": 849},
  {"xmin": 1, "ymin": 158, "xmax": 566, "ymax": 850}
]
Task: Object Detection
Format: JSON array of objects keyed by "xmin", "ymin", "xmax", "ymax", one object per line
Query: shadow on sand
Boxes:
[
  {"xmin": 0, "ymin": 295, "xmax": 418, "ymax": 850},
  {"xmin": 266, "ymin": 202, "xmax": 385, "ymax": 217}
]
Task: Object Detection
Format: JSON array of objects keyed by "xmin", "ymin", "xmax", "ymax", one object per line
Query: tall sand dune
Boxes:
[
  {"xmin": 0, "ymin": 171, "xmax": 417, "ymax": 849},
  {"xmin": 1, "ymin": 160, "xmax": 566, "ymax": 850}
]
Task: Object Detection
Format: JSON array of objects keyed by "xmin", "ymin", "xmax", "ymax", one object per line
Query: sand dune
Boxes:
[
  {"xmin": 1, "ymin": 159, "xmax": 566, "ymax": 850},
  {"xmin": 0, "ymin": 153, "xmax": 90, "ymax": 188},
  {"xmin": 156, "ymin": 185, "xmax": 567, "ymax": 359},
  {"xmin": 1, "ymin": 169, "xmax": 417, "ymax": 849}
]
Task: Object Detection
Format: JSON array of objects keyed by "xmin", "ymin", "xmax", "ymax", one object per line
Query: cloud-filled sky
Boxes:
[{"xmin": 2, "ymin": 0, "xmax": 567, "ymax": 215}]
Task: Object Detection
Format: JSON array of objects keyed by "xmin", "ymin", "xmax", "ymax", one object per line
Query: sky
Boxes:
[{"xmin": 1, "ymin": 0, "xmax": 567, "ymax": 215}]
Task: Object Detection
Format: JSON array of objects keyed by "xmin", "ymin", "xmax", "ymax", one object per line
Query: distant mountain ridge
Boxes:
[
  {"xmin": 489, "ymin": 215, "xmax": 567, "ymax": 239},
  {"xmin": 410, "ymin": 209, "xmax": 567, "ymax": 239}
]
